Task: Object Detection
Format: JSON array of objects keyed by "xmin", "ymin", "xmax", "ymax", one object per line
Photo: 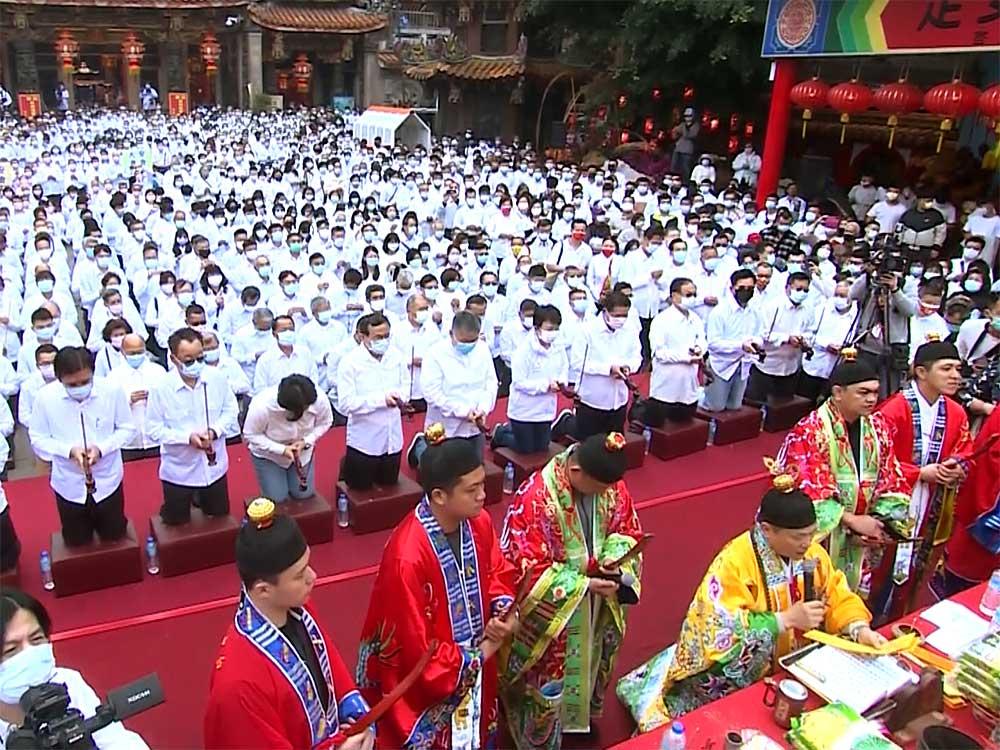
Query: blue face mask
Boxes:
[
  {"xmin": 789, "ymin": 289, "xmax": 809, "ymax": 305},
  {"xmin": 203, "ymin": 348, "xmax": 221, "ymax": 364},
  {"xmin": 283, "ymin": 282, "xmax": 299, "ymax": 297},
  {"xmin": 368, "ymin": 337, "xmax": 390, "ymax": 356},
  {"xmin": 35, "ymin": 325, "xmax": 55, "ymax": 342},
  {"xmin": 37, "ymin": 279, "xmax": 54, "ymax": 294},
  {"xmin": 454, "ymin": 340, "xmax": 476, "ymax": 355},
  {"xmin": 65, "ymin": 382, "xmax": 93, "ymax": 402},
  {"xmin": 180, "ymin": 359, "xmax": 204, "ymax": 379},
  {"xmin": 316, "ymin": 309, "xmax": 332, "ymax": 324},
  {"xmin": 277, "ymin": 330, "xmax": 297, "ymax": 347},
  {"xmin": 125, "ymin": 353, "xmax": 146, "ymax": 369}
]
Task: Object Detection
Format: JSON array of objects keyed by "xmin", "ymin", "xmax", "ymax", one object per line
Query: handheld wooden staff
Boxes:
[
  {"xmin": 329, "ymin": 640, "xmax": 438, "ymax": 742},
  {"xmin": 203, "ymin": 382, "xmax": 217, "ymax": 466},
  {"xmin": 79, "ymin": 412, "xmax": 96, "ymax": 495},
  {"xmin": 592, "ymin": 533, "xmax": 653, "ymax": 581}
]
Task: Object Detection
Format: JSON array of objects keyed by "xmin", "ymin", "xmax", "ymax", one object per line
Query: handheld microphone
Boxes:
[{"xmin": 801, "ymin": 558, "xmax": 817, "ymax": 602}]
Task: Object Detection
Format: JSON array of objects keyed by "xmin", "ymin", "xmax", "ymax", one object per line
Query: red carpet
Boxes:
[{"xmin": 51, "ymin": 477, "xmax": 772, "ymax": 749}]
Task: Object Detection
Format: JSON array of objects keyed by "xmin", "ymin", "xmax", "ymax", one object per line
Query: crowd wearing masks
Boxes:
[{"xmin": 0, "ymin": 105, "xmax": 998, "ymax": 747}]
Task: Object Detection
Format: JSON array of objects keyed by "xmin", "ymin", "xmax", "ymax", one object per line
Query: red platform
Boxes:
[
  {"xmin": 0, "ymin": 565, "xmax": 20, "ymax": 588},
  {"xmin": 753, "ymin": 395, "xmax": 813, "ymax": 433},
  {"xmin": 338, "ymin": 477, "xmax": 423, "ymax": 535},
  {"xmin": 149, "ymin": 511, "xmax": 240, "ymax": 578},
  {"xmin": 483, "ymin": 462, "xmax": 504, "ymax": 506},
  {"xmin": 50, "ymin": 522, "xmax": 144, "ymax": 597},
  {"xmin": 621, "ymin": 431, "xmax": 646, "ymax": 470},
  {"xmin": 648, "ymin": 420, "xmax": 710, "ymax": 461},
  {"xmin": 695, "ymin": 405, "xmax": 762, "ymax": 446},
  {"xmin": 490, "ymin": 443, "xmax": 564, "ymax": 488},
  {"xmin": 280, "ymin": 494, "xmax": 334, "ymax": 545}
]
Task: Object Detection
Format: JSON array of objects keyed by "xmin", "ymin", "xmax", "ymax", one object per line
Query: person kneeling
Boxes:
[{"xmin": 617, "ymin": 471, "xmax": 884, "ymax": 731}]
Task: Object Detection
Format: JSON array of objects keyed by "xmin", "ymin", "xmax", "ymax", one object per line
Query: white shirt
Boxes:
[
  {"xmin": 244, "ymin": 385, "xmax": 333, "ymax": 469},
  {"xmin": 571, "ymin": 316, "xmax": 642, "ymax": 411},
  {"xmin": 337, "ymin": 343, "xmax": 408, "ymax": 455},
  {"xmin": 146, "ymin": 367, "xmax": 237, "ymax": 487},
  {"xmin": 391, "ymin": 318, "xmax": 444, "ymax": 401},
  {"xmin": 421, "ymin": 338, "xmax": 498, "ymax": 438},
  {"xmin": 650, "ymin": 305, "xmax": 706, "ymax": 404},
  {"xmin": 0, "ymin": 667, "xmax": 149, "ymax": 750},
  {"xmin": 299, "ymin": 318, "xmax": 348, "ymax": 391},
  {"xmin": 105, "ymin": 359, "xmax": 168, "ymax": 449},
  {"xmin": 622, "ymin": 248, "xmax": 668, "ymax": 319},
  {"xmin": 29, "ymin": 378, "xmax": 137, "ymax": 503},
  {"xmin": 757, "ymin": 296, "xmax": 814, "ymax": 377},
  {"xmin": 499, "ymin": 319, "xmax": 533, "ymax": 365},
  {"xmin": 909, "ymin": 313, "xmax": 951, "ymax": 361},
  {"xmin": 231, "ymin": 326, "xmax": 274, "ymax": 382},
  {"xmin": 866, "ymin": 200, "xmax": 907, "ymax": 234},
  {"xmin": 803, "ymin": 300, "xmax": 857, "ymax": 379},
  {"xmin": 705, "ymin": 294, "xmax": 762, "ymax": 381},
  {"xmin": 689, "ymin": 267, "xmax": 728, "ymax": 321},
  {"xmin": 252, "ymin": 343, "xmax": 319, "ymax": 394},
  {"xmin": 508, "ymin": 333, "xmax": 569, "ymax": 422}
]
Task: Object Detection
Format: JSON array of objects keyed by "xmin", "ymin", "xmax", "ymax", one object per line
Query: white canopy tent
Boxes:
[{"xmin": 352, "ymin": 106, "xmax": 431, "ymax": 149}]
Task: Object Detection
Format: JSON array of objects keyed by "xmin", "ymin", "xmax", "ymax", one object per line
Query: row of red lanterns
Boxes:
[
  {"xmin": 51, "ymin": 30, "xmax": 225, "ymax": 74},
  {"xmin": 790, "ymin": 76, "xmax": 1000, "ymax": 151}
]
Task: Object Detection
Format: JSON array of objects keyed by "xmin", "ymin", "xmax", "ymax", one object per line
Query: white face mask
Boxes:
[
  {"xmin": 0, "ymin": 643, "xmax": 56, "ymax": 704},
  {"xmin": 538, "ymin": 329, "xmax": 559, "ymax": 344}
]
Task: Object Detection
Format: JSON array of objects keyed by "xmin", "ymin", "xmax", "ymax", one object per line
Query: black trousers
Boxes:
[
  {"xmin": 575, "ymin": 403, "xmax": 627, "ymax": 441},
  {"xmin": 746, "ymin": 366, "xmax": 798, "ymax": 402},
  {"xmin": 160, "ymin": 474, "xmax": 230, "ymax": 526},
  {"xmin": 494, "ymin": 356, "xmax": 512, "ymax": 398},
  {"xmin": 643, "ymin": 398, "xmax": 698, "ymax": 428},
  {"xmin": 796, "ymin": 373, "xmax": 829, "ymax": 405},
  {"xmin": 341, "ymin": 446, "xmax": 401, "ymax": 491},
  {"xmin": 0, "ymin": 506, "xmax": 20, "ymax": 571},
  {"xmin": 639, "ymin": 317, "xmax": 653, "ymax": 369},
  {"xmin": 122, "ymin": 447, "xmax": 160, "ymax": 463},
  {"xmin": 56, "ymin": 484, "xmax": 128, "ymax": 547}
]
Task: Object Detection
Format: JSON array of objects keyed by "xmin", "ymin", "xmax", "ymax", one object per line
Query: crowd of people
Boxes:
[{"xmin": 0, "ymin": 105, "xmax": 997, "ymax": 748}]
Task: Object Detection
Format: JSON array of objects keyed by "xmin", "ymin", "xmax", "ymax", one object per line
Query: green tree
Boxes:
[{"xmin": 525, "ymin": 0, "xmax": 769, "ymax": 112}]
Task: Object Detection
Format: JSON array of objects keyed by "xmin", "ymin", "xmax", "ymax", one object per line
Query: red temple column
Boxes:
[{"xmin": 755, "ymin": 58, "xmax": 797, "ymax": 207}]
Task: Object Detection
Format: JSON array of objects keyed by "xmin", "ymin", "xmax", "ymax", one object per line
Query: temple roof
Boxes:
[
  {"xmin": 403, "ymin": 56, "xmax": 524, "ymax": 81},
  {"xmin": 247, "ymin": 2, "xmax": 387, "ymax": 33},
  {"xmin": 0, "ymin": 0, "xmax": 244, "ymax": 6}
]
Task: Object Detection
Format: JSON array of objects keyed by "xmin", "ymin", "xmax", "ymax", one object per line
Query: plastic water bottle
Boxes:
[
  {"xmin": 982, "ymin": 569, "xmax": 1000, "ymax": 617},
  {"xmin": 661, "ymin": 721, "xmax": 686, "ymax": 750},
  {"xmin": 39, "ymin": 551, "xmax": 55, "ymax": 591},
  {"xmin": 642, "ymin": 426, "xmax": 652, "ymax": 454},
  {"xmin": 759, "ymin": 404, "xmax": 768, "ymax": 431},
  {"xmin": 145, "ymin": 535, "xmax": 160, "ymax": 575},
  {"xmin": 503, "ymin": 462, "xmax": 515, "ymax": 494},
  {"xmin": 337, "ymin": 491, "xmax": 350, "ymax": 529},
  {"xmin": 707, "ymin": 419, "xmax": 718, "ymax": 446}
]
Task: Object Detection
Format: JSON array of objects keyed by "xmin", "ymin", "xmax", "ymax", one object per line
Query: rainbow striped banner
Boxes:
[{"xmin": 763, "ymin": 0, "xmax": 1000, "ymax": 57}]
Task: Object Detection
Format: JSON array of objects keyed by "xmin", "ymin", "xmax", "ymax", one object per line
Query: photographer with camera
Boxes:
[
  {"xmin": 0, "ymin": 589, "xmax": 149, "ymax": 749},
  {"xmin": 848, "ymin": 247, "xmax": 917, "ymax": 398}
]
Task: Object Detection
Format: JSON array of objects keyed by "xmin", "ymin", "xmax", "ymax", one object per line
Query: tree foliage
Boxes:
[{"xmin": 525, "ymin": 0, "xmax": 769, "ymax": 111}]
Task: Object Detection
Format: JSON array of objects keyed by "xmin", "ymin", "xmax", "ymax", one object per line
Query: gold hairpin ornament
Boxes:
[
  {"xmin": 246, "ymin": 498, "xmax": 276, "ymax": 529},
  {"xmin": 605, "ymin": 432, "xmax": 626, "ymax": 452},
  {"xmin": 840, "ymin": 346, "xmax": 858, "ymax": 363},
  {"xmin": 763, "ymin": 457, "xmax": 799, "ymax": 494},
  {"xmin": 425, "ymin": 422, "xmax": 447, "ymax": 446}
]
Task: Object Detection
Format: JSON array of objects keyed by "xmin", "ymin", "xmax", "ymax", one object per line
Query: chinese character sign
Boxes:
[
  {"xmin": 167, "ymin": 92, "xmax": 188, "ymax": 117},
  {"xmin": 17, "ymin": 93, "xmax": 41, "ymax": 119},
  {"xmin": 763, "ymin": 0, "xmax": 1000, "ymax": 57}
]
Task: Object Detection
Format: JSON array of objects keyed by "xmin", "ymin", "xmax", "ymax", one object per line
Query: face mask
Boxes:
[
  {"xmin": 37, "ymin": 278, "xmax": 55, "ymax": 294},
  {"xmin": 991, "ymin": 318, "xmax": 1000, "ymax": 333},
  {"xmin": 804, "ymin": 211, "xmax": 817, "ymax": 222},
  {"xmin": 283, "ymin": 283, "xmax": 299, "ymax": 297},
  {"xmin": 734, "ymin": 287, "xmax": 754, "ymax": 306},
  {"xmin": 679, "ymin": 295, "xmax": 699, "ymax": 311},
  {"xmin": 964, "ymin": 279, "xmax": 983, "ymax": 293},
  {"xmin": 454, "ymin": 340, "xmax": 476, "ymax": 355},
  {"xmin": 832, "ymin": 297, "xmax": 852, "ymax": 313},
  {"xmin": 66, "ymin": 382, "xmax": 93, "ymax": 401},
  {"xmin": 538, "ymin": 329, "xmax": 559, "ymax": 345},
  {"xmin": 368, "ymin": 337, "xmax": 390, "ymax": 356},
  {"xmin": 529, "ymin": 280, "xmax": 544, "ymax": 293},
  {"xmin": 448, "ymin": 253, "xmax": 461, "ymax": 265},
  {"xmin": 277, "ymin": 330, "xmax": 297, "ymax": 347},
  {"xmin": 521, "ymin": 316, "xmax": 534, "ymax": 330},
  {"xmin": 272, "ymin": 232, "xmax": 285, "ymax": 244},
  {"xmin": 787, "ymin": 262, "xmax": 803, "ymax": 275},
  {"xmin": 258, "ymin": 266, "xmax": 272, "ymax": 280},
  {"xmin": 208, "ymin": 274, "xmax": 223, "ymax": 287},
  {"xmin": 671, "ymin": 250, "xmax": 688, "ymax": 266},
  {"xmin": 910, "ymin": 265, "xmax": 924, "ymax": 278},
  {"xmin": 789, "ymin": 289, "xmax": 809, "ymax": 305},
  {"xmin": 110, "ymin": 333, "xmax": 125, "ymax": 349},
  {"xmin": 179, "ymin": 358, "xmax": 204, "ymax": 379},
  {"xmin": 0, "ymin": 643, "xmax": 56, "ymax": 703},
  {"xmin": 703, "ymin": 257, "xmax": 721, "ymax": 272},
  {"xmin": 96, "ymin": 256, "xmax": 111, "ymax": 269},
  {"xmin": 482, "ymin": 283, "xmax": 498, "ymax": 298},
  {"xmin": 816, "ymin": 247, "xmax": 831, "ymax": 261},
  {"xmin": 39, "ymin": 363, "xmax": 56, "ymax": 381},
  {"xmin": 424, "ymin": 288, "xmax": 438, "ymax": 302},
  {"xmin": 176, "ymin": 291, "xmax": 195, "ymax": 308},
  {"xmin": 370, "ymin": 299, "xmax": 386, "ymax": 312},
  {"xmin": 605, "ymin": 314, "xmax": 625, "ymax": 330},
  {"xmin": 35, "ymin": 323, "xmax": 56, "ymax": 341},
  {"xmin": 126, "ymin": 352, "xmax": 146, "ymax": 369},
  {"xmin": 963, "ymin": 247, "xmax": 980, "ymax": 260},
  {"xmin": 414, "ymin": 309, "xmax": 430, "ymax": 325}
]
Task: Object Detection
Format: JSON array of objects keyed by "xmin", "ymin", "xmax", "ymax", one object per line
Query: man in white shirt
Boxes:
[
  {"xmin": 491, "ymin": 304, "xmax": 568, "ymax": 453},
  {"xmin": 252, "ymin": 314, "xmax": 318, "ymax": 394},
  {"xmin": 645, "ymin": 277, "xmax": 706, "ymax": 426},
  {"xmin": 799, "ymin": 280, "xmax": 857, "ymax": 403},
  {"xmin": 408, "ymin": 311, "xmax": 498, "ymax": 467},
  {"xmin": 336, "ymin": 312, "xmax": 408, "ymax": 490},
  {"xmin": 746, "ymin": 271, "xmax": 814, "ymax": 401},
  {"xmin": 702, "ymin": 269, "xmax": 762, "ymax": 412},
  {"xmin": 107, "ymin": 334, "xmax": 167, "ymax": 461},
  {"xmin": 909, "ymin": 278, "xmax": 950, "ymax": 360},
  {"xmin": 866, "ymin": 185, "xmax": 908, "ymax": 235},
  {"xmin": 963, "ymin": 201, "xmax": 1000, "ymax": 271},
  {"xmin": 391, "ymin": 293, "xmax": 442, "ymax": 413},
  {"xmin": 299, "ymin": 296, "xmax": 348, "ymax": 393},
  {"xmin": 567, "ymin": 290, "xmax": 641, "ymax": 440},
  {"xmin": 231, "ymin": 307, "xmax": 275, "ymax": 384},
  {"xmin": 202, "ymin": 331, "xmax": 251, "ymax": 435},
  {"xmin": 28, "ymin": 346, "xmax": 137, "ymax": 546},
  {"xmin": 690, "ymin": 245, "xmax": 727, "ymax": 321},
  {"xmin": 147, "ymin": 327, "xmax": 237, "ymax": 524},
  {"xmin": 244, "ymin": 374, "xmax": 333, "ymax": 502},
  {"xmin": 622, "ymin": 226, "xmax": 667, "ymax": 366},
  {"xmin": 18, "ymin": 343, "xmax": 58, "ymax": 432},
  {"xmin": 499, "ymin": 298, "xmax": 536, "ymax": 369}
]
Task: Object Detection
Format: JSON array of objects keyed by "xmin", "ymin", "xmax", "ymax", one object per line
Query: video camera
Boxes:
[
  {"xmin": 869, "ymin": 235, "xmax": 924, "ymax": 279},
  {"xmin": 6, "ymin": 673, "xmax": 163, "ymax": 750}
]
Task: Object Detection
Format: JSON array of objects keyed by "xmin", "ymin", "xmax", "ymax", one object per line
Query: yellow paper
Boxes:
[{"xmin": 803, "ymin": 629, "xmax": 920, "ymax": 655}]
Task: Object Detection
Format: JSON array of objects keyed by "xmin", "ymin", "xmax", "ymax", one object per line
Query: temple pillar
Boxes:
[
  {"xmin": 756, "ymin": 59, "xmax": 797, "ymax": 207},
  {"xmin": 124, "ymin": 65, "xmax": 140, "ymax": 110},
  {"xmin": 246, "ymin": 29, "xmax": 263, "ymax": 101},
  {"xmin": 12, "ymin": 38, "xmax": 39, "ymax": 94}
]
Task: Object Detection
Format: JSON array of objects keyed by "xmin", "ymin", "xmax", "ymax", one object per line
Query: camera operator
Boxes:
[
  {"xmin": 848, "ymin": 250, "xmax": 917, "ymax": 398},
  {"xmin": 0, "ymin": 589, "xmax": 149, "ymax": 749}
]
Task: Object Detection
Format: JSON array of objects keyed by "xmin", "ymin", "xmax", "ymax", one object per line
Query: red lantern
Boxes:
[
  {"xmin": 682, "ymin": 85, "xmax": 695, "ymax": 101},
  {"xmin": 120, "ymin": 33, "xmax": 145, "ymax": 72},
  {"xmin": 924, "ymin": 79, "xmax": 982, "ymax": 151},
  {"xmin": 54, "ymin": 31, "xmax": 79, "ymax": 71},
  {"xmin": 651, "ymin": 87, "xmax": 662, "ymax": 102},
  {"xmin": 727, "ymin": 135, "xmax": 739, "ymax": 153},
  {"xmin": 616, "ymin": 94, "xmax": 628, "ymax": 109},
  {"xmin": 620, "ymin": 131, "xmax": 630, "ymax": 144},
  {"xmin": 872, "ymin": 79, "xmax": 922, "ymax": 148},
  {"xmin": 200, "ymin": 32, "xmax": 221, "ymax": 73},
  {"xmin": 709, "ymin": 117, "xmax": 720, "ymax": 132},
  {"xmin": 789, "ymin": 77, "xmax": 829, "ymax": 137},
  {"xmin": 642, "ymin": 117, "xmax": 655, "ymax": 135},
  {"xmin": 827, "ymin": 79, "xmax": 873, "ymax": 144},
  {"xmin": 277, "ymin": 72, "xmax": 289, "ymax": 93},
  {"xmin": 292, "ymin": 54, "xmax": 313, "ymax": 94},
  {"xmin": 744, "ymin": 121, "xmax": 755, "ymax": 138},
  {"xmin": 980, "ymin": 84, "xmax": 1000, "ymax": 135},
  {"xmin": 729, "ymin": 113, "xmax": 740, "ymax": 132}
]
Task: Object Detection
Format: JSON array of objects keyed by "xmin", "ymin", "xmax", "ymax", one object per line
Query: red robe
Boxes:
[
  {"xmin": 356, "ymin": 501, "xmax": 516, "ymax": 749},
  {"xmin": 947, "ymin": 407, "xmax": 1000, "ymax": 582},
  {"xmin": 204, "ymin": 599, "xmax": 368, "ymax": 749}
]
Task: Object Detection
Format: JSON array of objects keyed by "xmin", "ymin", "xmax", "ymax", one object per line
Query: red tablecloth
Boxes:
[{"xmin": 610, "ymin": 584, "xmax": 996, "ymax": 750}]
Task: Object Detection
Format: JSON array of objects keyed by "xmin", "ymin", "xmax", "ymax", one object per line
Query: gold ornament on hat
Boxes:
[
  {"xmin": 246, "ymin": 498, "xmax": 276, "ymax": 529},
  {"xmin": 425, "ymin": 422, "xmax": 447, "ymax": 446},
  {"xmin": 605, "ymin": 432, "xmax": 626, "ymax": 452},
  {"xmin": 840, "ymin": 346, "xmax": 858, "ymax": 363},
  {"xmin": 925, "ymin": 331, "xmax": 942, "ymax": 343},
  {"xmin": 763, "ymin": 456, "xmax": 799, "ymax": 494}
]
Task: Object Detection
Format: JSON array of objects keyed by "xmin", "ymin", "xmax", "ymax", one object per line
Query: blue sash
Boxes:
[
  {"xmin": 969, "ymin": 490, "xmax": 1000, "ymax": 555},
  {"xmin": 235, "ymin": 591, "xmax": 337, "ymax": 746}
]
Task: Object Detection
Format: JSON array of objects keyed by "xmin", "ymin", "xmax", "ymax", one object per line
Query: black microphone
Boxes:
[{"xmin": 802, "ymin": 558, "xmax": 817, "ymax": 602}]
